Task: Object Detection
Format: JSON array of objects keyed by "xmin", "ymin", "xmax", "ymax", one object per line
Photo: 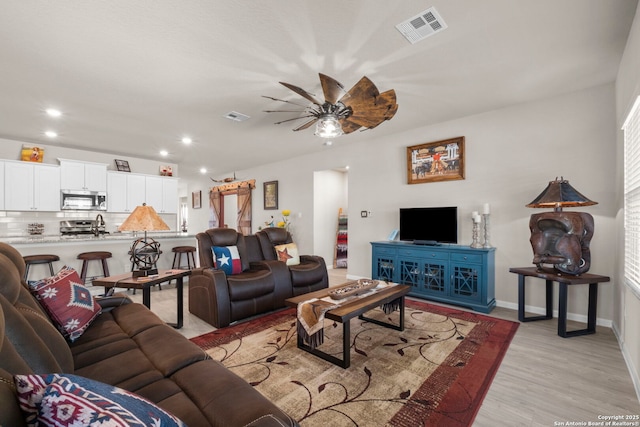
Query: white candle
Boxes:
[
  {"xmin": 473, "ymin": 214, "xmax": 481, "ymax": 223},
  {"xmin": 471, "ymin": 211, "xmax": 478, "ymax": 219},
  {"xmin": 483, "ymin": 203, "xmax": 490, "ymax": 215}
]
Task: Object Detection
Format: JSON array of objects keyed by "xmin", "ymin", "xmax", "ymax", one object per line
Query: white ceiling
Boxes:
[{"xmin": 0, "ymin": 1, "xmax": 637, "ymax": 178}]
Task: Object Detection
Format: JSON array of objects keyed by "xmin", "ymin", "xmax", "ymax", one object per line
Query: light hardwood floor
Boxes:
[{"xmin": 117, "ymin": 269, "xmax": 640, "ymax": 426}]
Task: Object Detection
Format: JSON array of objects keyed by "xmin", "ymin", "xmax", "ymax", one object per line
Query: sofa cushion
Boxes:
[
  {"xmin": 14, "ymin": 373, "xmax": 185, "ymax": 426},
  {"xmin": 29, "ymin": 267, "xmax": 101, "ymax": 342},
  {"xmin": 274, "ymin": 243, "xmax": 300, "ymax": 266},
  {"xmin": 212, "ymin": 246, "xmax": 242, "ymax": 275}
]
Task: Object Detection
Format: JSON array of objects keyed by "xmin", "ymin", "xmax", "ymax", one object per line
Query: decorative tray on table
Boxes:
[{"xmin": 328, "ymin": 279, "xmax": 379, "ymax": 300}]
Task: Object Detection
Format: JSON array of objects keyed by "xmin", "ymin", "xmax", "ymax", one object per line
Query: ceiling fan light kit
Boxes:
[{"xmin": 264, "ymin": 73, "xmax": 398, "ymax": 139}]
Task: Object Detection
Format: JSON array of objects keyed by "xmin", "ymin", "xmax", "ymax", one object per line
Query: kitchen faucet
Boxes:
[{"xmin": 92, "ymin": 214, "xmax": 105, "ymax": 236}]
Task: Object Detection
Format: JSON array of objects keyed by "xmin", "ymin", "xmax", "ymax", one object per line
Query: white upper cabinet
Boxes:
[
  {"xmin": 107, "ymin": 171, "xmax": 146, "ymax": 213},
  {"xmin": 59, "ymin": 159, "xmax": 107, "ymax": 191},
  {"xmin": 5, "ymin": 161, "xmax": 60, "ymax": 211},
  {"xmin": 145, "ymin": 176, "xmax": 178, "ymax": 214}
]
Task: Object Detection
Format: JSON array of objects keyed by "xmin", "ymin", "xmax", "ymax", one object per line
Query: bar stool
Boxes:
[
  {"xmin": 77, "ymin": 251, "xmax": 112, "ymax": 284},
  {"xmin": 172, "ymin": 246, "xmax": 196, "ymax": 270},
  {"xmin": 23, "ymin": 254, "xmax": 60, "ymax": 282}
]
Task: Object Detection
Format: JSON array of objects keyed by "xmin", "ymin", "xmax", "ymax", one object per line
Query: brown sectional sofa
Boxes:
[
  {"xmin": 0, "ymin": 242, "xmax": 298, "ymax": 427},
  {"xmin": 189, "ymin": 227, "xmax": 329, "ymax": 328}
]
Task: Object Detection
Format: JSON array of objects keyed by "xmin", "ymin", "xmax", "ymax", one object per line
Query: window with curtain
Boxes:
[{"xmin": 623, "ymin": 95, "xmax": 640, "ymax": 295}]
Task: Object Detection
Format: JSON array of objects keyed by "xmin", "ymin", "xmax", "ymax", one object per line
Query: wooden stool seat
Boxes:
[
  {"xmin": 23, "ymin": 254, "xmax": 60, "ymax": 281},
  {"xmin": 77, "ymin": 251, "xmax": 112, "ymax": 284},
  {"xmin": 172, "ymin": 246, "xmax": 196, "ymax": 270}
]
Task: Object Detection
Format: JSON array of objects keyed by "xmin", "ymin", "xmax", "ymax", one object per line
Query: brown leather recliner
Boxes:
[
  {"xmin": 190, "ymin": 228, "xmax": 292, "ymax": 328},
  {"xmin": 256, "ymin": 227, "xmax": 329, "ymax": 296}
]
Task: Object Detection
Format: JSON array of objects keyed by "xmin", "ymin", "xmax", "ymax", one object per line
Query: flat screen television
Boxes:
[{"xmin": 399, "ymin": 207, "xmax": 458, "ymax": 244}]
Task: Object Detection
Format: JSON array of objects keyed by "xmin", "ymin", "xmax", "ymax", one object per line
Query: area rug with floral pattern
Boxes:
[{"xmin": 190, "ymin": 298, "xmax": 519, "ymax": 427}]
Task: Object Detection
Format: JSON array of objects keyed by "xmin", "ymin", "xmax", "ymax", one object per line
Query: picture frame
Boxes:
[
  {"xmin": 407, "ymin": 136, "xmax": 465, "ymax": 184},
  {"xmin": 192, "ymin": 190, "xmax": 202, "ymax": 209},
  {"xmin": 20, "ymin": 145, "xmax": 44, "ymax": 163},
  {"xmin": 263, "ymin": 180, "xmax": 278, "ymax": 210},
  {"xmin": 115, "ymin": 159, "xmax": 131, "ymax": 172}
]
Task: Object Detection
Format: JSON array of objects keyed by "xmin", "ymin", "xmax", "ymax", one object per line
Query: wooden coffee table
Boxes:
[
  {"xmin": 285, "ymin": 282, "xmax": 410, "ymax": 368},
  {"xmin": 93, "ymin": 269, "xmax": 191, "ymax": 329}
]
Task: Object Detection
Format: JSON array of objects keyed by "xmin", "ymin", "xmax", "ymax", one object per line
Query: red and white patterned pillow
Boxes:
[{"xmin": 29, "ymin": 266, "xmax": 101, "ymax": 342}]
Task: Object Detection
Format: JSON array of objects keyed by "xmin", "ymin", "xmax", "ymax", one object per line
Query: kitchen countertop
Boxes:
[{"xmin": 1, "ymin": 232, "xmax": 196, "ymax": 245}]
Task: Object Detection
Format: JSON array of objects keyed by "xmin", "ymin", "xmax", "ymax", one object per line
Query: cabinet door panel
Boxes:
[
  {"xmin": 422, "ymin": 262, "xmax": 447, "ymax": 295},
  {"xmin": 127, "ymin": 175, "xmax": 146, "ymax": 211},
  {"xmin": 84, "ymin": 163, "xmax": 107, "ymax": 191},
  {"xmin": 107, "ymin": 172, "xmax": 128, "ymax": 212},
  {"xmin": 450, "ymin": 264, "xmax": 481, "ymax": 301},
  {"xmin": 34, "ymin": 165, "xmax": 61, "ymax": 211},
  {"xmin": 60, "ymin": 161, "xmax": 84, "ymax": 190},
  {"xmin": 5, "ymin": 162, "xmax": 33, "ymax": 210},
  {"xmin": 162, "ymin": 178, "xmax": 178, "ymax": 214}
]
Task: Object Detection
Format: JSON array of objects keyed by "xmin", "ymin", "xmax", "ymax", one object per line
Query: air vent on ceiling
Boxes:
[
  {"xmin": 223, "ymin": 111, "xmax": 250, "ymax": 122},
  {"xmin": 396, "ymin": 7, "xmax": 447, "ymax": 44}
]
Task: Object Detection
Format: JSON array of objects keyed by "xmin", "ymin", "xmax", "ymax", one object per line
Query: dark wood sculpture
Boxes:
[{"xmin": 529, "ymin": 211, "xmax": 594, "ymax": 275}]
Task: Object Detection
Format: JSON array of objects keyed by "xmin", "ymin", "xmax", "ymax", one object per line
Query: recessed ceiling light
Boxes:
[
  {"xmin": 160, "ymin": 150, "xmax": 169, "ymax": 157},
  {"xmin": 182, "ymin": 137, "xmax": 192, "ymax": 144},
  {"xmin": 46, "ymin": 108, "xmax": 62, "ymax": 117},
  {"xmin": 45, "ymin": 130, "xmax": 57, "ymax": 138},
  {"xmin": 200, "ymin": 167, "xmax": 207, "ymax": 174}
]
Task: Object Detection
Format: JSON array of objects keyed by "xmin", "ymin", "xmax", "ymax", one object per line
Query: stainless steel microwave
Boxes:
[{"xmin": 61, "ymin": 190, "xmax": 107, "ymax": 211}]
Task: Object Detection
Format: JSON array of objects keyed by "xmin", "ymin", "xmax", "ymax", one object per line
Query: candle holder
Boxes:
[
  {"xmin": 483, "ymin": 213, "xmax": 492, "ymax": 248},
  {"xmin": 470, "ymin": 219, "xmax": 482, "ymax": 248}
]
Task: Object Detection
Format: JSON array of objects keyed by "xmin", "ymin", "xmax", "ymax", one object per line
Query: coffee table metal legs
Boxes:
[
  {"xmin": 297, "ymin": 296, "xmax": 405, "ymax": 369},
  {"xmin": 139, "ymin": 277, "xmax": 184, "ymax": 329}
]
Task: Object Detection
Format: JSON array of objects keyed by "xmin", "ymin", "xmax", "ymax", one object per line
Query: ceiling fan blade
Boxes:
[
  {"xmin": 319, "ymin": 73, "xmax": 345, "ymax": 105},
  {"xmin": 279, "ymin": 82, "xmax": 322, "ymax": 105},
  {"xmin": 262, "ymin": 95, "xmax": 310, "ymax": 109},
  {"xmin": 292, "ymin": 118, "xmax": 318, "ymax": 131},
  {"xmin": 341, "ymin": 76, "xmax": 380, "ymax": 109},
  {"xmin": 339, "ymin": 118, "xmax": 362, "ymax": 134},
  {"xmin": 273, "ymin": 114, "xmax": 317, "ymax": 125}
]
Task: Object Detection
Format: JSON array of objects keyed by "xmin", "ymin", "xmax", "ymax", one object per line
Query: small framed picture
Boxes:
[
  {"xmin": 159, "ymin": 165, "xmax": 173, "ymax": 176},
  {"xmin": 21, "ymin": 145, "xmax": 45, "ymax": 163},
  {"xmin": 115, "ymin": 159, "xmax": 131, "ymax": 172},
  {"xmin": 192, "ymin": 190, "xmax": 202, "ymax": 209},
  {"xmin": 407, "ymin": 136, "xmax": 465, "ymax": 184},
  {"xmin": 264, "ymin": 180, "xmax": 278, "ymax": 210}
]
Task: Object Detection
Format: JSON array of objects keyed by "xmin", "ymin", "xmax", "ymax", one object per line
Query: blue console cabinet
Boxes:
[{"xmin": 371, "ymin": 241, "xmax": 496, "ymax": 313}]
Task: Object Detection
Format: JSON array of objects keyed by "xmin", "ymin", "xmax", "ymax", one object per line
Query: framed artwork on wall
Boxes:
[
  {"xmin": 115, "ymin": 159, "xmax": 131, "ymax": 172},
  {"xmin": 407, "ymin": 136, "xmax": 465, "ymax": 184},
  {"xmin": 192, "ymin": 190, "xmax": 202, "ymax": 209},
  {"xmin": 21, "ymin": 145, "xmax": 45, "ymax": 163},
  {"xmin": 264, "ymin": 180, "xmax": 278, "ymax": 210}
]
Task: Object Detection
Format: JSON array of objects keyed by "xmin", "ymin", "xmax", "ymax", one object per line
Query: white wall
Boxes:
[
  {"xmin": 313, "ymin": 169, "xmax": 348, "ymax": 266},
  {"xmin": 183, "ymin": 83, "xmax": 618, "ymax": 324},
  {"xmin": 615, "ymin": 3, "xmax": 640, "ymax": 399}
]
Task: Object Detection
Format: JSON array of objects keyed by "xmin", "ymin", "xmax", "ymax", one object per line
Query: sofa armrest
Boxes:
[
  {"xmin": 95, "ymin": 293, "xmax": 132, "ymax": 312},
  {"xmin": 188, "ymin": 268, "xmax": 232, "ymax": 328},
  {"xmin": 250, "ymin": 260, "xmax": 293, "ymax": 306}
]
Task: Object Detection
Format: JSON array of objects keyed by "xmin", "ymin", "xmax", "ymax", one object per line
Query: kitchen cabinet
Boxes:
[
  {"xmin": 4, "ymin": 161, "xmax": 61, "ymax": 211},
  {"xmin": 371, "ymin": 241, "xmax": 495, "ymax": 313},
  {"xmin": 145, "ymin": 176, "xmax": 178, "ymax": 214},
  {"xmin": 107, "ymin": 172, "xmax": 145, "ymax": 213},
  {"xmin": 59, "ymin": 159, "xmax": 107, "ymax": 191}
]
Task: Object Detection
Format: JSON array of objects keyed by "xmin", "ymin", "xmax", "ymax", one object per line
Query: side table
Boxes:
[
  {"xmin": 93, "ymin": 269, "xmax": 191, "ymax": 329},
  {"xmin": 509, "ymin": 267, "xmax": 610, "ymax": 338}
]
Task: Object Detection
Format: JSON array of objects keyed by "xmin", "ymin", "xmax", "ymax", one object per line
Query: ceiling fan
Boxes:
[{"xmin": 263, "ymin": 73, "xmax": 398, "ymax": 138}]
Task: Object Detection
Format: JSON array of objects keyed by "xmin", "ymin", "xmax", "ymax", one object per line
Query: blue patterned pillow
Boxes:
[
  {"xmin": 211, "ymin": 245, "xmax": 242, "ymax": 275},
  {"xmin": 14, "ymin": 373, "xmax": 185, "ymax": 427}
]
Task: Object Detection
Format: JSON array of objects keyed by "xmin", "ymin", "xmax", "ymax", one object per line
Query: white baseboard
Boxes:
[
  {"xmin": 612, "ymin": 322, "xmax": 640, "ymax": 402},
  {"xmin": 495, "ymin": 299, "xmax": 612, "ymax": 328}
]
